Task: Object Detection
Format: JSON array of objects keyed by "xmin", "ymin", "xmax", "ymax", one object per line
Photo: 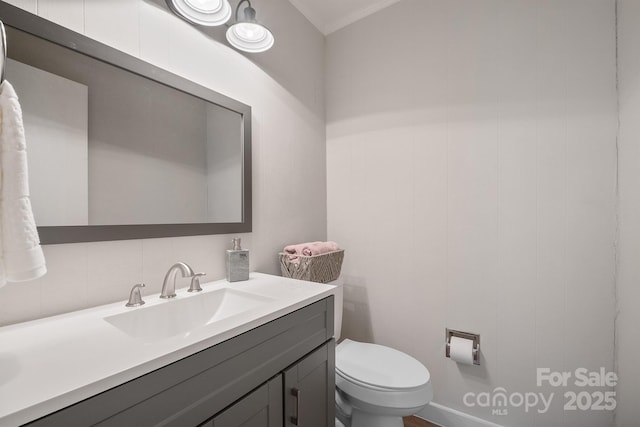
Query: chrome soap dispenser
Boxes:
[{"xmin": 226, "ymin": 238, "xmax": 249, "ymax": 282}]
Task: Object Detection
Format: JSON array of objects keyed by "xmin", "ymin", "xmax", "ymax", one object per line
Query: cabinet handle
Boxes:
[{"xmin": 291, "ymin": 388, "xmax": 301, "ymax": 426}]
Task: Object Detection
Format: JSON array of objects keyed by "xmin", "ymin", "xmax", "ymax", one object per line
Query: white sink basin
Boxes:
[
  {"xmin": 105, "ymin": 288, "xmax": 274, "ymax": 341},
  {"xmin": 0, "ymin": 273, "xmax": 337, "ymax": 427}
]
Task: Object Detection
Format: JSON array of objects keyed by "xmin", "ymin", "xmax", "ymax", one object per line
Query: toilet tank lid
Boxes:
[{"xmin": 336, "ymin": 339, "xmax": 430, "ymax": 390}]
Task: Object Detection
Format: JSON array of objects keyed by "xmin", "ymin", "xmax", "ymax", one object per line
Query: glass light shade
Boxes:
[
  {"xmin": 167, "ymin": 0, "xmax": 231, "ymax": 26},
  {"xmin": 226, "ymin": 22, "xmax": 274, "ymax": 53}
]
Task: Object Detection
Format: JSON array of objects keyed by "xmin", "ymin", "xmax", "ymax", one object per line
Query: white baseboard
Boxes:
[{"xmin": 416, "ymin": 402, "xmax": 504, "ymax": 427}]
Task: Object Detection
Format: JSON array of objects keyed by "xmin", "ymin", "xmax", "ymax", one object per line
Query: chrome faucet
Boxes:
[
  {"xmin": 188, "ymin": 272, "xmax": 207, "ymax": 293},
  {"xmin": 125, "ymin": 283, "xmax": 146, "ymax": 307},
  {"xmin": 160, "ymin": 262, "xmax": 194, "ymax": 299}
]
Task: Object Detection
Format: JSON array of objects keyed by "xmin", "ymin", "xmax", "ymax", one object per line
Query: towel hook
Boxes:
[{"xmin": 0, "ymin": 20, "xmax": 6, "ymax": 84}]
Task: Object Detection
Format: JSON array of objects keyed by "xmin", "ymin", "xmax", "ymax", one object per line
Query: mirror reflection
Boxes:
[{"xmin": 6, "ymin": 26, "xmax": 244, "ymax": 228}]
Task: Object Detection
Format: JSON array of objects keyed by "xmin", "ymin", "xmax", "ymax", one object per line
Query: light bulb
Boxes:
[
  {"xmin": 166, "ymin": 0, "xmax": 231, "ymax": 26},
  {"xmin": 226, "ymin": 22, "xmax": 274, "ymax": 53}
]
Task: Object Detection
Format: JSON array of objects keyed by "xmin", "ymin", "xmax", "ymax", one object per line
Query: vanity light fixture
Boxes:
[
  {"xmin": 226, "ymin": 0, "xmax": 274, "ymax": 53},
  {"xmin": 166, "ymin": 0, "xmax": 232, "ymax": 26}
]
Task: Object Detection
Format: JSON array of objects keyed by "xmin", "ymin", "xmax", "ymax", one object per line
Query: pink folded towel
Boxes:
[{"xmin": 284, "ymin": 241, "xmax": 340, "ymax": 257}]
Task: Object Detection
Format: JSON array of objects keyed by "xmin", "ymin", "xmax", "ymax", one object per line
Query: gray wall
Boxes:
[
  {"xmin": 0, "ymin": 0, "xmax": 326, "ymax": 324},
  {"xmin": 206, "ymin": 104, "xmax": 243, "ymax": 223},
  {"xmin": 615, "ymin": 1, "xmax": 640, "ymax": 425},
  {"xmin": 326, "ymin": 1, "xmax": 617, "ymax": 426},
  {"xmin": 88, "ymin": 60, "xmax": 210, "ymax": 225},
  {"xmin": 7, "ymin": 59, "xmax": 89, "ymax": 226}
]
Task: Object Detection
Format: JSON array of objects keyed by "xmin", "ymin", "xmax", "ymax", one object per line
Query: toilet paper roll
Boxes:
[{"xmin": 449, "ymin": 336, "xmax": 475, "ymax": 365}]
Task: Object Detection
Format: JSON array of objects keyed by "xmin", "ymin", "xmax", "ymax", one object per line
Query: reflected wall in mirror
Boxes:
[{"xmin": 0, "ymin": 2, "xmax": 251, "ymax": 243}]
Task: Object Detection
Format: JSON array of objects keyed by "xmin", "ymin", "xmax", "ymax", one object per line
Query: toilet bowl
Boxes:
[{"xmin": 329, "ymin": 278, "xmax": 433, "ymax": 427}]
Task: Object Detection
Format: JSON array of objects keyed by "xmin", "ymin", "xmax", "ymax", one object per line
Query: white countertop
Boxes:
[{"xmin": 0, "ymin": 273, "xmax": 336, "ymax": 427}]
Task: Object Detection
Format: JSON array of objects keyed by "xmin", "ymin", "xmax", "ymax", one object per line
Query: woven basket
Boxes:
[{"xmin": 279, "ymin": 250, "xmax": 344, "ymax": 283}]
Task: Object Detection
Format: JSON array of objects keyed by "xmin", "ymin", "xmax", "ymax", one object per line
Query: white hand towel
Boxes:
[{"xmin": 0, "ymin": 80, "xmax": 46, "ymax": 287}]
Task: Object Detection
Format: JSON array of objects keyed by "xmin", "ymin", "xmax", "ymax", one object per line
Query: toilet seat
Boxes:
[
  {"xmin": 336, "ymin": 339, "xmax": 430, "ymax": 390},
  {"xmin": 335, "ymin": 340, "xmax": 433, "ymax": 410}
]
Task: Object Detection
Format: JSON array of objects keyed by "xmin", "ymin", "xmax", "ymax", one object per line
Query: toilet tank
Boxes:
[{"xmin": 328, "ymin": 276, "xmax": 344, "ymax": 340}]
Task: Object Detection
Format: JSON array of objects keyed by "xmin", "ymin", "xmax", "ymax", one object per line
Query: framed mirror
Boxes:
[{"xmin": 0, "ymin": 2, "xmax": 252, "ymax": 244}]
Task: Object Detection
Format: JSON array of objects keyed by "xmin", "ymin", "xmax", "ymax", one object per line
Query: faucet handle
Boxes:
[
  {"xmin": 126, "ymin": 283, "xmax": 146, "ymax": 307},
  {"xmin": 188, "ymin": 273, "xmax": 206, "ymax": 293}
]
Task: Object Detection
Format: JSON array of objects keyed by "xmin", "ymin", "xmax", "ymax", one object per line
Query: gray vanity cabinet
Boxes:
[
  {"xmin": 25, "ymin": 296, "xmax": 334, "ymax": 427},
  {"xmin": 205, "ymin": 376, "xmax": 283, "ymax": 427},
  {"xmin": 284, "ymin": 343, "xmax": 335, "ymax": 427},
  {"xmin": 203, "ymin": 339, "xmax": 335, "ymax": 427},
  {"xmin": 205, "ymin": 338, "xmax": 336, "ymax": 427}
]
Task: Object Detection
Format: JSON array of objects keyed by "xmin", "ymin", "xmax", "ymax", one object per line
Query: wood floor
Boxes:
[{"xmin": 403, "ymin": 415, "xmax": 441, "ymax": 427}]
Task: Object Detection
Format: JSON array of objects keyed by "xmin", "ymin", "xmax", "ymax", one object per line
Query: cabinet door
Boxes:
[
  {"xmin": 207, "ymin": 376, "xmax": 283, "ymax": 427},
  {"xmin": 284, "ymin": 340, "xmax": 336, "ymax": 427}
]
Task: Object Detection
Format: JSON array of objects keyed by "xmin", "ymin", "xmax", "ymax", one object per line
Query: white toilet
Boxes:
[{"xmin": 330, "ymin": 278, "xmax": 433, "ymax": 427}]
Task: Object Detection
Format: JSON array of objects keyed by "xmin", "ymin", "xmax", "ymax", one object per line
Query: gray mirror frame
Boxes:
[{"xmin": 0, "ymin": 2, "xmax": 252, "ymax": 244}]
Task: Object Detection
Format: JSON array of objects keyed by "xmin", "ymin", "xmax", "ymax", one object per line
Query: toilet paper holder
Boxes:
[{"xmin": 445, "ymin": 328, "xmax": 481, "ymax": 366}]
